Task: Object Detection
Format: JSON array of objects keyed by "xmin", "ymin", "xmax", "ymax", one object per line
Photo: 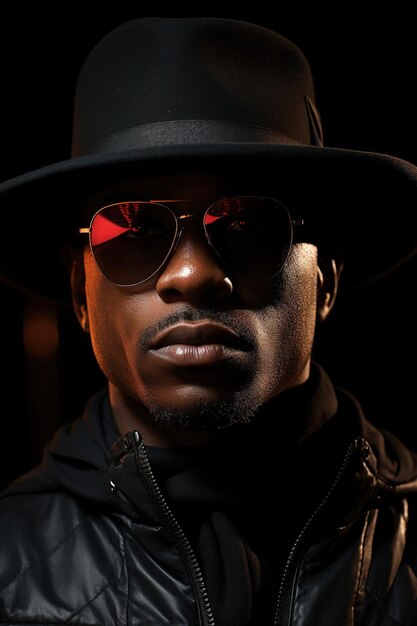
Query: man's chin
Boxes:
[{"xmin": 145, "ymin": 393, "xmax": 263, "ymax": 431}]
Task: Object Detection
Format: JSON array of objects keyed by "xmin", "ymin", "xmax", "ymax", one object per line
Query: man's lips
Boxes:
[
  {"xmin": 147, "ymin": 322, "xmax": 252, "ymax": 366},
  {"xmin": 149, "ymin": 322, "xmax": 248, "ymax": 349}
]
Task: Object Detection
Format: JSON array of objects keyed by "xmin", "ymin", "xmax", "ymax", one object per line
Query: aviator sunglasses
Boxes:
[{"xmin": 79, "ymin": 196, "xmax": 304, "ymax": 286}]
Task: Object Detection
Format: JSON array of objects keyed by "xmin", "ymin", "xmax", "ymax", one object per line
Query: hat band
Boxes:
[{"xmin": 74, "ymin": 119, "xmax": 306, "ymax": 157}]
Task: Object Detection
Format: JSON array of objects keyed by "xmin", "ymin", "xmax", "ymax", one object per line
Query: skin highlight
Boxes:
[{"xmin": 69, "ymin": 173, "xmax": 339, "ymax": 446}]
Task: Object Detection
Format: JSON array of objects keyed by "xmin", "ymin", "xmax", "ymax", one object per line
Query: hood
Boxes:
[{"xmin": 1, "ymin": 389, "xmax": 119, "ymax": 509}]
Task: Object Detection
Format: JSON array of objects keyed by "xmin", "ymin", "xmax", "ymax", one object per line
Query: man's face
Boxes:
[{"xmin": 77, "ymin": 172, "xmax": 322, "ymax": 430}]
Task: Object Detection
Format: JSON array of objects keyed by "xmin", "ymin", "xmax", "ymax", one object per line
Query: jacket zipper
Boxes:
[
  {"xmin": 273, "ymin": 437, "xmax": 368, "ymax": 626},
  {"xmin": 128, "ymin": 431, "xmax": 215, "ymax": 626}
]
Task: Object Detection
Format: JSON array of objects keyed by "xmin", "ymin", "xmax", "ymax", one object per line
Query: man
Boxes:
[{"xmin": 1, "ymin": 16, "xmax": 417, "ymax": 626}]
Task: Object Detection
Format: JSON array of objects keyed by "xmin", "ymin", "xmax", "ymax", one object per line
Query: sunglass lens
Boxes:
[
  {"xmin": 204, "ymin": 197, "xmax": 292, "ymax": 279},
  {"xmin": 90, "ymin": 202, "xmax": 177, "ymax": 285}
]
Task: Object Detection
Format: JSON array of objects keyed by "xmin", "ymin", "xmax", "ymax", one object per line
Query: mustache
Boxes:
[{"xmin": 140, "ymin": 308, "xmax": 257, "ymax": 352}]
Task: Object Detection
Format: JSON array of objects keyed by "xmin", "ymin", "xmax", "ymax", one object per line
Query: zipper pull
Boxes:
[{"xmin": 111, "ymin": 430, "xmax": 142, "ymax": 466}]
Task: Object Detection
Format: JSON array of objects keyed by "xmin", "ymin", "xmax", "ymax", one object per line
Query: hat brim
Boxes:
[{"xmin": 1, "ymin": 142, "xmax": 416, "ymax": 304}]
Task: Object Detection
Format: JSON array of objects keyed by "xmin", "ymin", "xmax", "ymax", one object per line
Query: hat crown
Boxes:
[{"xmin": 71, "ymin": 17, "xmax": 322, "ymax": 157}]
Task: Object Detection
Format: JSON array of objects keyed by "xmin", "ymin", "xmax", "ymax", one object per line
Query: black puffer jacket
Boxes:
[{"xmin": 1, "ymin": 366, "xmax": 417, "ymax": 625}]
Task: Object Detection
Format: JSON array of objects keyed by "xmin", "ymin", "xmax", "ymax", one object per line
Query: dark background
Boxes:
[{"xmin": 1, "ymin": 9, "xmax": 417, "ymax": 487}]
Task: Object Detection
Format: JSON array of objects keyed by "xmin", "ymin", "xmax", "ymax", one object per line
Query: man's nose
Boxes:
[{"xmin": 155, "ymin": 227, "xmax": 233, "ymax": 305}]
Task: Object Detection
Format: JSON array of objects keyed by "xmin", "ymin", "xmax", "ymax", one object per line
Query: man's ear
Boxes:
[
  {"xmin": 316, "ymin": 255, "xmax": 343, "ymax": 324},
  {"xmin": 61, "ymin": 245, "xmax": 89, "ymax": 333}
]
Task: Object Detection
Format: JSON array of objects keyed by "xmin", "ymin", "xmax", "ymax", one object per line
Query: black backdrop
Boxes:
[{"xmin": 1, "ymin": 9, "xmax": 417, "ymax": 487}]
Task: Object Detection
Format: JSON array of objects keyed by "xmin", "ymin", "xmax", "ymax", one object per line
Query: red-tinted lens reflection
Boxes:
[{"xmin": 90, "ymin": 202, "xmax": 177, "ymax": 285}]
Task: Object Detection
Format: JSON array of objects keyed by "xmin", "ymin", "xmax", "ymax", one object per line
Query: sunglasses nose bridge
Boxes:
[
  {"xmin": 176, "ymin": 213, "xmax": 200, "ymax": 224},
  {"xmin": 163, "ymin": 213, "xmax": 194, "ymax": 260},
  {"xmin": 173, "ymin": 212, "xmax": 207, "ymax": 242},
  {"xmin": 167, "ymin": 212, "xmax": 220, "ymax": 265}
]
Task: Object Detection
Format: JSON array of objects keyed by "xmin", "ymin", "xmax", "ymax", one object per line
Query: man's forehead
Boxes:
[{"xmin": 86, "ymin": 172, "xmax": 238, "ymax": 209}]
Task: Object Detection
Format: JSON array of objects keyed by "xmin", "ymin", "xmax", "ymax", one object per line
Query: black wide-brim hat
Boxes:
[{"xmin": 1, "ymin": 17, "xmax": 417, "ymax": 304}]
